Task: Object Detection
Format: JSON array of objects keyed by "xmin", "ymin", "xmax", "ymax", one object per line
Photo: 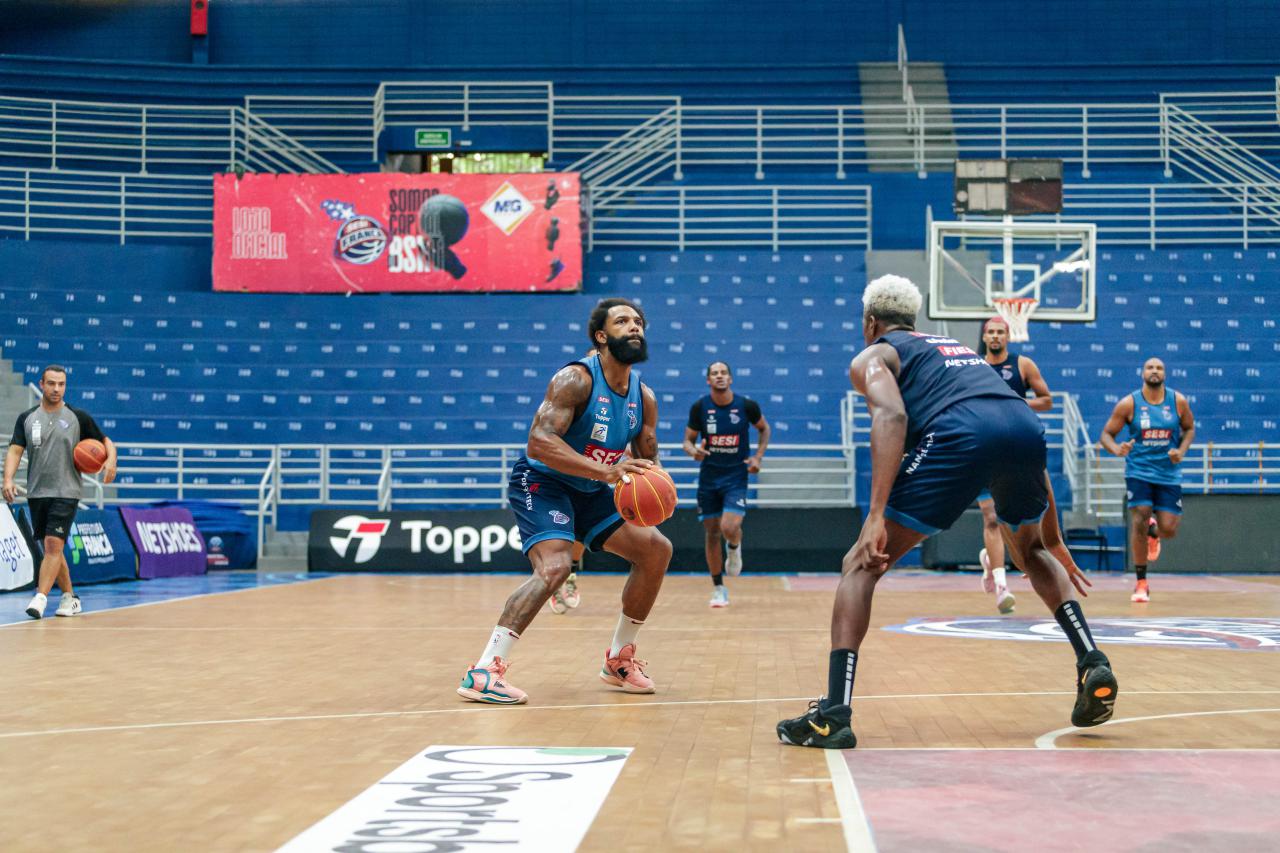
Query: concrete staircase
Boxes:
[
  {"xmin": 258, "ymin": 529, "xmax": 308, "ymax": 572},
  {"xmin": 0, "ymin": 356, "xmax": 33, "ymax": 438},
  {"xmin": 857, "ymin": 62, "xmax": 958, "ymax": 173}
]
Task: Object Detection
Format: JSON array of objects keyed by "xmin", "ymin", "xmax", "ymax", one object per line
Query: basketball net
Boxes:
[{"xmin": 992, "ymin": 297, "xmax": 1038, "ymax": 342}]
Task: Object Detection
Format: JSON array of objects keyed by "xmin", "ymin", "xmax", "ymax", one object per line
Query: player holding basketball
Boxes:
[
  {"xmin": 3, "ymin": 365, "xmax": 116, "ymax": 619},
  {"xmin": 1099, "ymin": 357, "xmax": 1194, "ymax": 603},
  {"xmin": 457, "ymin": 299, "xmax": 672, "ymax": 704},
  {"xmin": 975, "ymin": 316, "xmax": 1052, "ymax": 614},
  {"xmin": 777, "ymin": 276, "xmax": 1113, "ymax": 748},
  {"xmin": 683, "ymin": 361, "xmax": 770, "ymax": 607}
]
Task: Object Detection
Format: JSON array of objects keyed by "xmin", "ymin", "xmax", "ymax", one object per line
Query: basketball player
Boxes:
[
  {"xmin": 457, "ymin": 299, "xmax": 672, "ymax": 704},
  {"xmin": 683, "ymin": 361, "xmax": 770, "ymax": 607},
  {"xmin": 976, "ymin": 316, "xmax": 1052, "ymax": 614},
  {"xmin": 1099, "ymin": 357, "xmax": 1194, "ymax": 603},
  {"xmin": 3, "ymin": 365, "xmax": 117, "ymax": 619},
  {"xmin": 777, "ymin": 276, "xmax": 1113, "ymax": 749}
]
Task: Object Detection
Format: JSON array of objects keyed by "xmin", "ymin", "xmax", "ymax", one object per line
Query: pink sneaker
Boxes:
[
  {"xmin": 457, "ymin": 657, "xmax": 528, "ymax": 705},
  {"xmin": 600, "ymin": 644, "xmax": 655, "ymax": 694}
]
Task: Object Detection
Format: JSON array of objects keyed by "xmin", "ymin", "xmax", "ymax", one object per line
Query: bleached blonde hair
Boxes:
[{"xmin": 862, "ymin": 274, "xmax": 922, "ymax": 325}]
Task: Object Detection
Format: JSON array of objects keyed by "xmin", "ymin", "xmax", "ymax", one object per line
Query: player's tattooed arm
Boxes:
[
  {"xmin": 630, "ymin": 383, "xmax": 661, "ymax": 463},
  {"xmin": 1099, "ymin": 395, "xmax": 1135, "ymax": 456},
  {"xmin": 849, "ymin": 344, "xmax": 907, "ymax": 522},
  {"xmin": 525, "ymin": 364, "xmax": 602, "ymax": 480},
  {"xmin": 1021, "ymin": 356, "xmax": 1054, "ymax": 412},
  {"xmin": 1171, "ymin": 392, "xmax": 1195, "ymax": 464}
]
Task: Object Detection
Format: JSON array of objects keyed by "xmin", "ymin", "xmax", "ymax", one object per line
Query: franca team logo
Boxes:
[
  {"xmin": 322, "ymin": 199, "xmax": 388, "ymax": 265},
  {"xmin": 329, "ymin": 515, "xmax": 391, "ymax": 563}
]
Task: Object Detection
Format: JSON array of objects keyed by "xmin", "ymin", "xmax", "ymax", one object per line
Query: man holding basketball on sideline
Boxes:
[
  {"xmin": 683, "ymin": 361, "xmax": 770, "ymax": 608},
  {"xmin": 457, "ymin": 298, "xmax": 673, "ymax": 705},
  {"xmin": 3, "ymin": 365, "xmax": 116, "ymax": 619},
  {"xmin": 777, "ymin": 276, "xmax": 1112, "ymax": 749}
]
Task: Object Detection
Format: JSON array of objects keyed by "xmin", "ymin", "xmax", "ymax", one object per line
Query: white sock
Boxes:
[
  {"xmin": 992, "ymin": 566, "xmax": 1007, "ymax": 588},
  {"xmin": 610, "ymin": 614, "xmax": 644, "ymax": 657},
  {"xmin": 476, "ymin": 625, "xmax": 520, "ymax": 668}
]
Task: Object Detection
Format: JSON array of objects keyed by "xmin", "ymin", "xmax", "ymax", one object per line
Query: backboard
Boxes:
[{"xmin": 927, "ymin": 219, "xmax": 1096, "ymax": 322}]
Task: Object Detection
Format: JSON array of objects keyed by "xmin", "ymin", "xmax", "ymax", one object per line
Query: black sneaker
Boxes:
[
  {"xmin": 777, "ymin": 700, "xmax": 857, "ymax": 749},
  {"xmin": 1072, "ymin": 650, "xmax": 1118, "ymax": 727}
]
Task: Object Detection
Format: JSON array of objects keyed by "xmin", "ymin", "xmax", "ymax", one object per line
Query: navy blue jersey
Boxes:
[
  {"xmin": 987, "ymin": 354, "xmax": 1027, "ymax": 398},
  {"xmin": 687, "ymin": 394, "xmax": 762, "ymax": 470},
  {"xmin": 526, "ymin": 354, "xmax": 644, "ymax": 493},
  {"xmin": 876, "ymin": 330, "xmax": 1020, "ymax": 446}
]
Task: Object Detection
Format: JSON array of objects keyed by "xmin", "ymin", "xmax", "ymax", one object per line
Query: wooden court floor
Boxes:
[{"xmin": 2, "ymin": 570, "xmax": 1279, "ymax": 852}]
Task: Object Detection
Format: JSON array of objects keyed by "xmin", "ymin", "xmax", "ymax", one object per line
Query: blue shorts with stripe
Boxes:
[
  {"xmin": 886, "ymin": 397, "xmax": 1049, "ymax": 536},
  {"xmin": 696, "ymin": 466, "xmax": 748, "ymax": 520},
  {"xmin": 508, "ymin": 457, "xmax": 625, "ymax": 554}
]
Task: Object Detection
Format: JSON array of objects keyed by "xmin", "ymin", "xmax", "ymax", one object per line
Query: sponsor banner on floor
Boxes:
[
  {"xmin": 885, "ymin": 616, "xmax": 1280, "ymax": 652},
  {"xmin": 309, "ymin": 511, "xmax": 525, "ymax": 571},
  {"xmin": 212, "ymin": 172, "xmax": 582, "ymax": 293},
  {"xmin": 0, "ymin": 504, "xmax": 35, "ymax": 591},
  {"xmin": 60, "ymin": 508, "xmax": 137, "ymax": 584},
  {"xmin": 279, "ymin": 745, "xmax": 631, "ymax": 853},
  {"xmin": 119, "ymin": 506, "xmax": 207, "ymax": 578}
]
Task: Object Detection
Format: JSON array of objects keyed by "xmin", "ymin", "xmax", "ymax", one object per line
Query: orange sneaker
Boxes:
[
  {"xmin": 600, "ymin": 644, "xmax": 655, "ymax": 693},
  {"xmin": 1146, "ymin": 520, "xmax": 1161, "ymax": 562},
  {"xmin": 1131, "ymin": 579, "xmax": 1150, "ymax": 603},
  {"xmin": 457, "ymin": 657, "xmax": 528, "ymax": 705}
]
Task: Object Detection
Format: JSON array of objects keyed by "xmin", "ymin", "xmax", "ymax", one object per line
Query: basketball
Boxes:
[
  {"xmin": 613, "ymin": 467, "xmax": 678, "ymax": 527},
  {"xmin": 73, "ymin": 438, "xmax": 107, "ymax": 474}
]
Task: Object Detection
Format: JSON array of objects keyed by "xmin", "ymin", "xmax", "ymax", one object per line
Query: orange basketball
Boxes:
[
  {"xmin": 613, "ymin": 468, "xmax": 678, "ymax": 527},
  {"xmin": 73, "ymin": 439, "xmax": 107, "ymax": 475}
]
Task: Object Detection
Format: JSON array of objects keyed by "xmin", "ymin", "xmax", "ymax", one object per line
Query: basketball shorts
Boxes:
[
  {"xmin": 1125, "ymin": 477, "xmax": 1183, "ymax": 515},
  {"xmin": 27, "ymin": 497, "xmax": 79, "ymax": 541},
  {"xmin": 508, "ymin": 458, "xmax": 625, "ymax": 554},
  {"xmin": 696, "ymin": 468, "xmax": 749, "ymax": 520},
  {"xmin": 885, "ymin": 397, "xmax": 1049, "ymax": 536}
]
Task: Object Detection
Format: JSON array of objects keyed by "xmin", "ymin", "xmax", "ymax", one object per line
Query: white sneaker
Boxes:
[
  {"xmin": 547, "ymin": 584, "xmax": 570, "ymax": 615},
  {"xmin": 709, "ymin": 586, "xmax": 730, "ymax": 608},
  {"xmin": 725, "ymin": 544, "xmax": 743, "ymax": 576},
  {"xmin": 25, "ymin": 592, "xmax": 48, "ymax": 620},
  {"xmin": 979, "ymin": 548, "xmax": 995, "ymax": 594},
  {"xmin": 562, "ymin": 572, "xmax": 580, "ymax": 609},
  {"xmin": 995, "ymin": 584, "xmax": 1016, "ymax": 614},
  {"xmin": 55, "ymin": 594, "xmax": 82, "ymax": 617}
]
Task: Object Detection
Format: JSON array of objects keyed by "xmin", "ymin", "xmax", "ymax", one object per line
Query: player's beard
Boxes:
[
  {"xmin": 986, "ymin": 341, "xmax": 1004, "ymax": 356},
  {"xmin": 605, "ymin": 333, "xmax": 648, "ymax": 365},
  {"xmin": 1145, "ymin": 374, "xmax": 1164, "ymax": 388}
]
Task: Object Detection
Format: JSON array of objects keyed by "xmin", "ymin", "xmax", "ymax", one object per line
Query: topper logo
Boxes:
[{"xmin": 329, "ymin": 515, "xmax": 391, "ymax": 563}]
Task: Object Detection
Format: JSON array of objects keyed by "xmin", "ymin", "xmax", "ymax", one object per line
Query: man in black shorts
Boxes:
[{"xmin": 3, "ymin": 365, "xmax": 116, "ymax": 619}]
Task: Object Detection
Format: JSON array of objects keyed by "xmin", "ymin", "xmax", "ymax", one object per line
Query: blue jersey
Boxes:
[
  {"xmin": 1125, "ymin": 388, "xmax": 1182, "ymax": 486},
  {"xmin": 987, "ymin": 354, "xmax": 1027, "ymax": 398},
  {"xmin": 526, "ymin": 354, "xmax": 644, "ymax": 493},
  {"xmin": 688, "ymin": 394, "xmax": 762, "ymax": 475},
  {"xmin": 877, "ymin": 330, "xmax": 1021, "ymax": 446}
]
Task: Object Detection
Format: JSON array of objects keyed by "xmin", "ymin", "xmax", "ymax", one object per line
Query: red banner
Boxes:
[{"xmin": 212, "ymin": 172, "xmax": 581, "ymax": 293}]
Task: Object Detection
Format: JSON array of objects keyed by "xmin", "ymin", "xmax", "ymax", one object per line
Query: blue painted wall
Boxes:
[{"xmin": 3, "ymin": 1, "xmax": 1276, "ymax": 67}]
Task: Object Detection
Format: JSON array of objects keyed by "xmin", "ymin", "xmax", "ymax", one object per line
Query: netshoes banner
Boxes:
[
  {"xmin": 213, "ymin": 172, "xmax": 582, "ymax": 293},
  {"xmin": 119, "ymin": 506, "xmax": 208, "ymax": 578},
  {"xmin": 0, "ymin": 504, "xmax": 35, "ymax": 592},
  {"xmin": 61, "ymin": 508, "xmax": 137, "ymax": 584}
]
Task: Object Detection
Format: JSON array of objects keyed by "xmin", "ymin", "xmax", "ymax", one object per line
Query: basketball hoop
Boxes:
[{"xmin": 992, "ymin": 297, "xmax": 1038, "ymax": 342}]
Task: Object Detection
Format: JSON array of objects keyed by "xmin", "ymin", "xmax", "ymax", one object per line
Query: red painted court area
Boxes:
[{"xmin": 845, "ymin": 749, "xmax": 1280, "ymax": 852}]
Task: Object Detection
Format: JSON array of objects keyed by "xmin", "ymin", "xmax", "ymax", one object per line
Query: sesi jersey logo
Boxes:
[{"xmin": 583, "ymin": 443, "xmax": 625, "ymax": 465}]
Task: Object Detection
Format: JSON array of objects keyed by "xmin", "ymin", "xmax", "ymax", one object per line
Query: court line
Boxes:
[
  {"xmin": 5, "ymin": 689, "xmax": 1280, "ymax": 740},
  {"xmin": 825, "ymin": 748, "xmax": 878, "ymax": 852},
  {"xmin": 0, "ymin": 574, "xmax": 341, "ymax": 629},
  {"xmin": 1035, "ymin": 707, "xmax": 1280, "ymax": 749}
]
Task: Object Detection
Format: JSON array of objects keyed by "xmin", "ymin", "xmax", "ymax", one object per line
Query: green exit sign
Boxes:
[{"xmin": 415, "ymin": 129, "xmax": 452, "ymax": 148}]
